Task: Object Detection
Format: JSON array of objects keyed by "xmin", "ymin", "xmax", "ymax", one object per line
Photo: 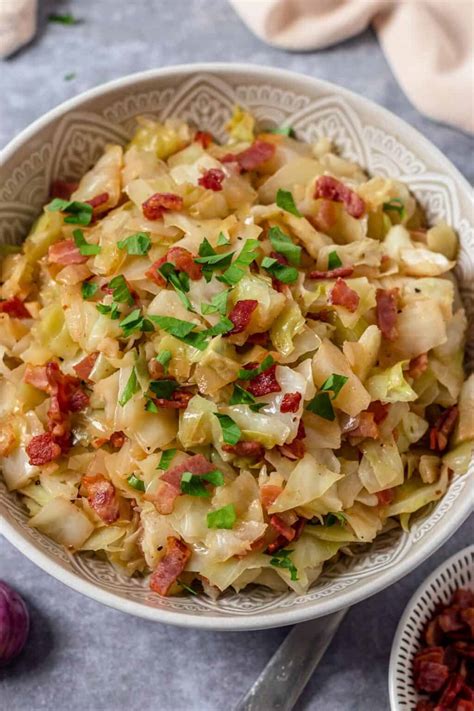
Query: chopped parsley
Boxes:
[
  {"xmin": 214, "ymin": 413, "xmax": 241, "ymax": 445},
  {"xmin": 327, "ymin": 250, "xmax": 342, "ymax": 270},
  {"xmin": 72, "ymin": 229, "xmax": 101, "ymax": 255},
  {"xmin": 158, "ymin": 262, "xmax": 193, "ymax": 311},
  {"xmin": 118, "ymin": 367, "xmax": 140, "ymax": 407},
  {"xmin": 117, "ymin": 232, "xmax": 151, "ymax": 255},
  {"xmin": 383, "ymin": 198, "xmax": 406, "ymax": 220},
  {"xmin": 207, "ymin": 504, "xmax": 237, "ymax": 530},
  {"xmin": 270, "ymin": 125, "xmax": 295, "ymax": 137},
  {"xmin": 48, "ymin": 13, "xmax": 81, "ymax": 25},
  {"xmin": 217, "ymin": 232, "xmax": 230, "ymax": 246},
  {"xmin": 149, "ymin": 316, "xmax": 195, "ymax": 340},
  {"xmin": 155, "ymin": 350, "xmax": 172, "ymax": 374},
  {"xmin": 261, "ymin": 256, "xmax": 298, "ymax": 284},
  {"xmin": 47, "ymin": 198, "xmax": 93, "ymax": 225},
  {"xmin": 268, "ymin": 226, "xmax": 301, "ymax": 266},
  {"xmin": 276, "ymin": 189, "xmax": 301, "ymax": 218},
  {"xmin": 119, "ymin": 308, "xmax": 153, "ymax": 338},
  {"xmin": 325, "ymin": 512, "xmax": 347, "ymax": 527},
  {"xmin": 149, "ymin": 378, "xmax": 180, "ymax": 399},
  {"xmin": 127, "ymin": 474, "xmax": 145, "ymax": 492},
  {"xmin": 268, "ymin": 549, "xmax": 299, "ymax": 581},
  {"xmin": 108, "ymin": 275, "xmax": 134, "ymax": 305},
  {"xmin": 157, "ymin": 449, "xmax": 176, "ymax": 470},
  {"xmin": 306, "ymin": 373, "xmax": 349, "ymax": 421},
  {"xmin": 229, "ymin": 384, "xmax": 266, "ymax": 412},
  {"xmin": 217, "ymin": 239, "xmax": 260, "ymax": 286},
  {"xmin": 96, "ymin": 302, "xmax": 120, "ymax": 320},
  {"xmin": 238, "ymin": 355, "xmax": 275, "ymax": 381},
  {"xmin": 201, "ymin": 290, "xmax": 228, "ymax": 316},
  {"xmin": 81, "ymin": 280, "xmax": 98, "ymax": 300},
  {"xmin": 177, "ymin": 579, "xmax": 198, "ymax": 595},
  {"xmin": 180, "ymin": 470, "xmax": 224, "ymax": 497}
]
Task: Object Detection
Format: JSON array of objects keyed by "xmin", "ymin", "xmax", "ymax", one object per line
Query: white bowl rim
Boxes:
[
  {"xmin": 388, "ymin": 543, "xmax": 474, "ymax": 710},
  {"xmin": 1, "ymin": 62, "xmax": 472, "ymax": 630}
]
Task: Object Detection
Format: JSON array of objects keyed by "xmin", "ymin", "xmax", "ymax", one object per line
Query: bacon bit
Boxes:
[
  {"xmin": 270, "ymin": 251, "xmax": 288, "ymax": 266},
  {"xmin": 48, "ymin": 239, "xmax": 89, "ymax": 265},
  {"xmin": 376, "ymin": 488, "xmax": 395, "ymax": 506},
  {"xmin": 375, "ymin": 287, "xmax": 399, "ymax": 341},
  {"xmin": 328, "ymin": 277, "xmax": 360, "ymax": 312},
  {"xmin": 145, "ymin": 257, "xmax": 168, "ymax": 287},
  {"xmin": 227, "ymin": 299, "xmax": 258, "ymax": 335},
  {"xmin": 308, "ymin": 265, "xmax": 354, "ymax": 280},
  {"xmin": 367, "ymin": 400, "xmax": 389, "ymax": 424},
  {"xmin": 270, "ymin": 515, "xmax": 296, "ymax": 542},
  {"xmin": 86, "ymin": 192, "xmax": 109, "ymax": 209},
  {"xmin": 167, "ymin": 246, "xmax": 202, "ymax": 281},
  {"xmin": 110, "ymin": 431, "xmax": 126, "ymax": 449},
  {"xmin": 243, "ymin": 331, "xmax": 269, "ymax": 347},
  {"xmin": 195, "ymin": 131, "xmax": 213, "ymax": 149},
  {"xmin": 314, "ymin": 176, "xmax": 365, "ymax": 218},
  {"xmin": 148, "ymin": 358, "xmax": 165, "ymax": 380},
  {"xmin": 280, "ymin": 393, "xmax": 302, "ymax": 414},
  {"xmin": 142, "ymin": 192, "xmax": 184, "ymax": 221},
  {"xmin": 312, "ymin": 199, "xmax": 338, "ymax": 233},
  {"xmin": 0, "ymin": 297, "xmax": 31, "ymax": 318},
  {"xmin": 73, "ymin": 352, "xmax": 99, "ymax": 381},
  {"xmin": 260, "ymin": 484, "xmax": 283, "ymax": 510},
  {"xmin": 244, "ymin": 362, "xmax": 281, "ymax": 397},
  {"xmin": 0, "ymin": 424, "xmax": 16, "ymax": 457},
  {"xmin": 414, "ymin": 660, "xmax": 450, "ymax": 693},
  {"xmin": 311, "ymin": 309, "xmax": 333, "ymax": 323},
  {"xmin": 278, "ymin": 420, "xmax": 306, "ymax": 459},
  {"xmin": 153, "ymin": 390, "xmax": 193, "ymax": 410},
  {"xmin": 149, "ymin": 536, "xmax": 191, "ymax": 596},
  {"xmin": 221, "ymin": 140, "xmax": 275, "ymax": 173},
  {"xmin": 438, "ymin": 673, "xmax": 464, "ymax": 707},
  {"xmin": 408, "ymin": 353, "xmax": 429, "ymax": 379},
  {"xmin": 82, "ymin": 474, "xmax": 120, "ymax": 524},
  {"xmin": 348, "ymin": 411, "xmax": 379, "ymax": 439},
  {"xmin": 429, "ymin": 406, "xmax": 459, "ymax": 452},
  {"xmin": 24, "ymin": 361, "xmax": 89, "ymax": 431},
  {"xmin": 198, "ymin": 168, "xmax": 225, "ymax": 191},
  {"xmin": 222, "ymin": 441, "xmax": 265, "ymax": 459},
  {"xmin": 50, "ymin": 179, "xmax": 78, "ymax": 200},
  {"xmin": 453, "ymin": 589, "xmax": 474, "ymax": 609},
  {"xmin": 26, "ymin": 433, "xmax": 62, "ymax": 466},
  {"xmin": 151, "ymin": 454, "xmax": 216, "ymax": 513}
]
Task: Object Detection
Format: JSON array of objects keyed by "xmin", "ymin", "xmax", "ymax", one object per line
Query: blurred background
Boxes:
[{"xmin": 1, "ymin": 2, "xmax": 473, "ymax": 710}]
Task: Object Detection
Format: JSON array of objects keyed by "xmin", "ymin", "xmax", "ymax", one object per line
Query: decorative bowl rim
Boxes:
[
  {"xmin": 1, "ymin": 62, "xmax": 472, "ymax": 630},
  {"xmin": 388, "ymin": 543, "xmax": 474, "ymax": 710}
]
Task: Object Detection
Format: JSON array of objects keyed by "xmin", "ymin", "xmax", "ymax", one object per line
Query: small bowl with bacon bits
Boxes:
[{"xmin": 389, "ymin": 545, "xmax": 474, "ymax": 711}]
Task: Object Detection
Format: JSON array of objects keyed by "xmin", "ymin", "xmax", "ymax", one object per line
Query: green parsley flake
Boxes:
[
  {"xmin": 268, "ymin": 226, "xmax": 301, "ymax": 266},
  {"xmin": 269, "ymin": 549, "xmax": 299, "ymax": 581},
  {"xmin": 177, "ymin": 579, "xmax": 198, "ymax": 595},
  {"xmin": 180, "ymin": 470, "xmax": 224, "ymax": 497},
  {"xmin": 325, "ymin": 512, "xmax": 347, "ymax": 527},
  {"xmin": 201, "ymin": 290, "xmax": 228, "ymax": 316},
  {"xmin": 81, "ymin": 280, "xmax": 98, "ymax": 300},
  {"xmin": 127, "ymin": 474, "xmax": 145, "ymax": 492},
  {"xmin": 145, "ymin": 398, "xmax": 159, "ymax": 413},
  {"xmin": 47, "ymin": 199, "xmax": 93, "ymax": 225},
  {"xmin": 72, "ymin": 229, "xmax": 101, "ymax": 256},
  {"xmin": 383, "ymin": 198, "xmax": 406, "ymax": 220},
  {"xmin": 118, "ymin": 367, "xmax": 140, "ymax": 407},
  {"xmin": 270, "ymin": 125, "xmax": 294, "ymax": 137},
  {"xmin": 214, "ymin": 413, "xmax": 241, "ymax": 445},
  {"xmin": 96, "ymin": 302, "xmax": 121, "ymax": 320},
  {"xmin": 306, "ymin": 373, "xmax": 349, "ymax": 420},
  {"xmin": 149, "ymin": 315, "xmax": 195, "ymax": 339},
  {"xmin": 218, "ymin": 239, "xmax": 260, "ymax": 286},
  {"xmin": 157, "ymin": 449, "xmax": 176, "ymax": 470},
  {"xmin": 108, "ymin": 275, "xmax": 134, "ymax": 305},
  {"xmin": 119, "ymin": 309, "xmax": 153, "ymax": 338},
  {"xmin": 117, "ymin": 232, "xmax": 151, "ymax": 255},
  {"xmin": 155, "ymin": 350, "xmax": 172, "ymax": 374},
  {"xmin": 207, "ymin": 504, "xmax": 237, "ymax": 530},
  {"xmin": 48, "ymin": 13, "xmax": 81, "ymax": 24},
  {"xmin": 276, "ymin": 189, "xmax": 301, "ymax": 218},
  {"xmin": 320, "ymin": 373, "xmax": 349, "ymax": 398},
  {"xmin": 261, "ymin": 256, "xmax": 299, "ymax": 284},
  {"xmin": 217, "ymin": 232, "xmax": 230, "ymax": 246},
  {"xmin": 149, "ymin": 378, "xmax": 180, "ymax": 399},
  {"xmin": 238, "ymin": 355, "xmax": 275, "ymax": 381},
  {"xmin": 327, "ymin": 250, "xmax": 342, "ymax": 270}
]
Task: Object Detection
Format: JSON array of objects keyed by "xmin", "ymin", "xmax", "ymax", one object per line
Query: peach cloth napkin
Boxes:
[{"xmin": 230, "ymin": 0, "xmax": 474, "ymax": 134}]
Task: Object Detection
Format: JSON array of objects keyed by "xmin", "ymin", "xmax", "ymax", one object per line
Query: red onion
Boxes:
[{"xmin": 0, "ymin": 581, "xmax": 29, "ymax": 665}]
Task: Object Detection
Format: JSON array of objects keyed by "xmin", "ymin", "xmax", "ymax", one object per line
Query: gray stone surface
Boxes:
[{"xmin": 1, "ymin": 2, "xmax": 473, "ymax": 710}]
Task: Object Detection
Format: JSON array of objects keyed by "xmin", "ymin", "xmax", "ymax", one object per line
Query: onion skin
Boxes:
[{"xmin": 0, "ymin": 581, "xmax": 30, "ymax": 665}]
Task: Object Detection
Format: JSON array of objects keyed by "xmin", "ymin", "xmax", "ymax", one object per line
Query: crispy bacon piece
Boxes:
[
  {"xmin": 149, "ymin": 537, "xmax": 191, "ymax": 596},
  {"xmin": 308, "ymin": 266, "xmax": 354, "ymax": 280},
  {"xmin": 50, "ymin": 179, "xmax": 78, "ymax": 200},
  {"xmin": 348, "ymin": 411, "xmax": 379, "ymax": 439},
  {"xmin": 148, "ymin": 358, "xmax": 165, "ymax": 380},
  {"xmin": 376, "ymin": 287, "xmax": 399, "ymax": 341},
  {"xmin": 415, "ymin": 702, "xmax": 434, "ymax": 711},
  {"xmin": 245, "ymin": 331, "xmax": 269, "ymax": 346},
  {"xmin": 82, "ymin": 474, "xmax": 120, "ymax": 525},
  {"xmin": 73, "ymin": 352, "xmax": 99, "ymax": 381},
  {"xmin": 26, "ymin": 433, "xmax": 62, "ymax": 466},
  {"xmin": 110, "ymin": 431, "xmax": 126, "ymax": 449},
  {"xmin": 222, "ymin": 441, "xmax": 265, "ymax": 459},
  {"xmin": 280, "ymin": 393, "xmax": 302, "ymax": 414},
  {"xmin": 453, "ymin": 641, "xmax": 474, "ymax": 659},
  {"xmin": 198, "ymin": 168, "xmax": 225, "ymax": 191},
  {"xmin": 167, "ymin": 246, "xmax": 202, "ymax": 281},
  {"xmin": 367, "ymin": 400, "xmax": 389, "ymax": 424},
  {"xmin": 453, "ymin": 589, "xmax": 474, "ymax": 609},
  {"xmin": 270, "ymin": 515, "xmax": 296, "ymax": 542},
  {"xmin": 145, "ymin": 256, "xmax": 168, "ymax": 287},
  {"xmin": 142, "ymin": 192, "xmax": 183, "ymax": 220},
  {"xmin": 438, "ymin": 673, "xmax": 464, "ymax": 707},
  {"xmin": 227, "ymin": 299, "xmax": 258, "ymax": 335},
  {"xmin": 439, "ymin": 608, "xmax": 465, "ymax": 634},
  {"xmin": 414, "ymin": 660, "xmax": 450, "ymax": 693},
  {"xmin": 48, "ymin": 239, "xmax": 89, "ymax": 265},
  {"xmin": 260, "ymin": 484, "xmax": 283, "ymax": 510},
  {"xmin": 150, "ymin": 454, "xmax": 215, "ymax": 514},
  {"xmin": 195, "ymin": 131, "xmax": 213, "ymax": 148},
  {"xmin": 243, "ymin": 362, "xmax": 281, "ymax": 397},
  {"xmin": 0, "ymin": 297, "xmax": 31, "ymax": 318},
  {"xmin": 85, "ymin": 192, "xmax": 109, "ymax": 210},
  {"xmin": 429, "ymin": 406, "xmax": 458, "ymax": 452},
  {"xmin": 314, "ymin": 175, "xmax": 365, "ymax": 218},
  {"xmin": 278, "ymin": 420, "xmax": 306, "ymax": 460},
  {"xmin": 376, "ymin": 488, "xmax": 395, "ymax": 506},
  {"xmin": 408, "ymin": 353, "xmax": 429, "ymax": 379},
  {"xmin": 221, "ymin": 140, "xmax": 275, "ymax": 172},
  {"xmin": 153, "ymin": 390, "xmax": 193, "ymax": 410},
  {"xmin": 328, "ymin": 278, "xmax": 360, "ymax": 312}
]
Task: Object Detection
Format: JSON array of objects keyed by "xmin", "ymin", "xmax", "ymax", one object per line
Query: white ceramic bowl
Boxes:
[
  {"xmin": 389, "ymin": 544, "xmax": 474, "ymax": 710},
  {"xmin": 1, "ymin": 64, "xmax": 473, "ymax": 630}
]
